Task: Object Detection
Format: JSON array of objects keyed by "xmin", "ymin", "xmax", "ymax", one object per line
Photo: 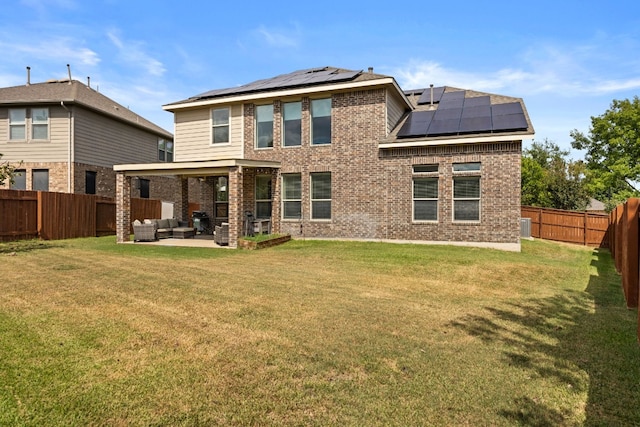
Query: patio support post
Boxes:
[
  {"xmin": 176, "ymin": 177, "xmax": 189, "ymax": 222},
  {"xmin": 228, "ymin": 166, "xmax": 243, "ymax": 248},
  {"xmin": 116, "ymin": 173, "xmax": 131, "ymax": 243},
  {"xmin": 271, "ymin": 168, "xmax": 281, "ymax": 234}
]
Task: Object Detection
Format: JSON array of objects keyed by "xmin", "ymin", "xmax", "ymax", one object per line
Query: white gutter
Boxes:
[
  {"xmin": 164, "ymin": 77, "xmax": 412, "ymax": 111},
  {"xmin": 378, "ymin": 132, "xmax": 535, "ymax": 149}
]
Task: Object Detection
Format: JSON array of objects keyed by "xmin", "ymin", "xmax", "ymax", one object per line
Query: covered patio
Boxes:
[{"xmin": 114, "ymin": 159, "xmax": 281, "ymax": 248}]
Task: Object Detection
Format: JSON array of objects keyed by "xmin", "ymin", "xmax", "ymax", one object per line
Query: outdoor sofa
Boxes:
[{"xmin": 133, "ymin": 218, "xmax": 195, "ymax": 241}]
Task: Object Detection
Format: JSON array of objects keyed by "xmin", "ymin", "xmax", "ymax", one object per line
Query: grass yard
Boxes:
[{"xmin": 0, "ymin": 237, "xmax": 638, "ymax": 426}]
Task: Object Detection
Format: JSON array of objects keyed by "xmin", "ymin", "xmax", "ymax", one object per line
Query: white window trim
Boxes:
[
  {"xmin": 211, "ymin": 107, "xmax": 231, "ymax": 146},
  {"xmin": 31, "ymin": 108, "xmax": 49, "ymax": 141},
  {"xmin": 282, "ymin": 100, "xmax": 302, "ymax": 148},
  {"xmin": 412, "ymin": 177, "xmax": 439, "ymax": 223},
  {"xmin": 452, "ymin": 167, "xmax": 481, "ymax": 223},
  {"xmin": 310, "ymin": 172, "xmax": 332, "ymax": 221},
  {"xmin": 9, "ymin": 108, "xmax": 27, "ymax": 141}
]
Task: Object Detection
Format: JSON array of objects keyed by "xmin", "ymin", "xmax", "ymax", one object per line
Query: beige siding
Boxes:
[
  {"xmin": 74, "ymin": 107, "xmax": 162, "ymax": 167},
  {"xmin": 0, "ymin": 105, "xmax": 70, "ymax": 162},
  {"xmin": 386, "ymin": 91, "xmax": 407, "ymax": 134},
  {"xmin": 174, "ymin": 104, "xmax": 243, "ymax": 162}
]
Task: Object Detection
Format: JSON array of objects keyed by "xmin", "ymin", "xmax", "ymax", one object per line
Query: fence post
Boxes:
[{"xmin": 622, "ymin": 199, "xmax": 639, "ymax": 309}]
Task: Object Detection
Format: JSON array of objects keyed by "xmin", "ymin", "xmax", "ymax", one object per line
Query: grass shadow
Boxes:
[
  {"xmin": 450, "ymin": 247, "xmax": 640, "ymax": 426},
  {"xmin": 0, "ymin": 239, "xmax": 58, "ymax": 254}
]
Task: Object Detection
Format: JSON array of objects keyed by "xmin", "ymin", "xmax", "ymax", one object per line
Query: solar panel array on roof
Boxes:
[
  {"xmin": 417, "ymin": 86, "xmax": 445, "ymax": 105},
  {"xmin": 191, "ymin": 67, "xmax": 362, "ymax": 100},
  {"xmin": 397, "ymin": 90, "xmax": 529, "ymax": 138}
]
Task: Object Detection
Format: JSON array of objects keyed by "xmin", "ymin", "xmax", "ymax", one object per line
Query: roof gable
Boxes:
[{"xmin": 0, "ymin": 79, "xmax": 172, "ymax": 138}]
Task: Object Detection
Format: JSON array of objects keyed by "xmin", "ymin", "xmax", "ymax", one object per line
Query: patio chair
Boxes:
[
  {"xmin": 214, "ymin": 222, "xmax": 229, "ymax": 246},
  {"xmin": 133, "ymin": 222, "xmax": 157, "ymax": 242}
]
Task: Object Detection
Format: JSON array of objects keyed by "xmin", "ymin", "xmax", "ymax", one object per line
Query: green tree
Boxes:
[
  {"xmin": 521, "ymin": 139, "xmax": 591, "ymax": 210},
  {"xmin": 571, "ymin": 96, "xmax": 640, "ymax": 209},
  {"xmin": 0, "ymin": 154, "xmax": 20, "ymax": 186}
]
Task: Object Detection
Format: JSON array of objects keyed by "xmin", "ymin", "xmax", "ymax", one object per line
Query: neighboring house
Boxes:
[
  {"xmin": 114, "ymin": 66, "xmax": 534, "ymax": 249},
  {"xmin": 0, "ymin": 76, "xmax": 174, "ymax": 199}
]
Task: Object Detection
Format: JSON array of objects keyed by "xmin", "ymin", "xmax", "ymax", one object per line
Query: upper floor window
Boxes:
[
  {"xmin": 283, "ymin": 101, "xmax": 302, "ymax": 147},
  {"xmin": 311, "ymin": 172, "xmax": 331, "ymax": 220},
  {"xmin": 31, "ymin": 108, "xmax": 49, "ymax": 140},
  {"xmin": 311, "ymin": 98, "xmax": 331, "ymax": 145},
  {"xmin": 9, "ymin": 109, "xmax": 26, "ymax": 140},
  {"xmin": 255, "ymin": 175, "xmax": 273, "ymax": 219},
  {"xmin": 256, "ymin": 104, "xmax": 274, "ymax": 148},
  {"xmin": 212, "ymin": 108, "xmax": 229, "ymax": 144},
  {"xmin": 158, "ymin": 139, "xmax": 173, "ymax": 162}
]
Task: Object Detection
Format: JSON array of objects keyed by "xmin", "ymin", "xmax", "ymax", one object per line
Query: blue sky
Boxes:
[{"xmin": 2, "ymin": 0, "xmax": 640, "ymax": 158}]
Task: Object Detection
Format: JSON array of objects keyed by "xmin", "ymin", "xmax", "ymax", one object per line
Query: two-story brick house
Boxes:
[
  {"xmin": 0, "ymin": 75, "xmax": 175, "ymax": 199},
  {"xmin": 114, "ymin": 66, "xmax": 534, "ymax": 250}
]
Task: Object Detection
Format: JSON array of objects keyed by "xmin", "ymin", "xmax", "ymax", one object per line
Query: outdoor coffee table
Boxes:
[{"xmin": 173, "ymin": 227, "xmax": 195, "ymax": 239}]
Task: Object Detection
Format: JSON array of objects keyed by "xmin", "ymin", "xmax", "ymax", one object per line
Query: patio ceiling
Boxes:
[{"xmin": 113, "ymin": 159, "xmax": 281, "ymax": 177}]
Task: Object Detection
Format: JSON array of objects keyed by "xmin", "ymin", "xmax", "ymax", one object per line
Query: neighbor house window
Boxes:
[
  {"xmin": 32, "ymin": 169, "xmax": 49, "ymax": 191},
  {"xmin": 413, "ymin": 164, "xmax": 439, "ymax": 221},
  {"xmin": 10, "ymin": 169, "xmax": 26, "ymax": 190},
  {"xmin": 215, "ymin": 176, "xmax": 229, "ymax": 219},
  {"xmin": 139, "ymin": 178, "xmax": 150, "ymax": 198},
  {"xmin": 453, "ymin": 162, "xmax": 481, "ymax": 222},
  {"xmin": 31, "ymin": 108, "xmax": 49, "ymax": 140},
  {"xmin": 212, "ymin": 108, "xmax": 229, "ymax": 144},
  {"xmin": 256, "ymin": 104, "xmax": 274, "ymax": 148},
  {"xmin": 311, "ymin": 172, "xmax": 331, "ymax": 220},
  {"xmin": 311, "ymin": 98, "xmax": 331, "ymax": 145},
  {"xmin": 255, "ymin": 175, "xmax": 272, "ymax": 219},
  {"xmin": 158, "ymin": 139, "xmax": 173, "ymax": 162},
  {"xmin": 85, "ymin": 171, "xmax": 97, "ymax": 195},
  {"xmin": 283, "ymin": 101, "xmax": 302, "ymax": 147},
  {"xmin": 282, "ymin": 174, "xmax": 301, "ymax": 219},
  {"xmin": 9, "ymin": 109, "xmax": 26, "ymax": 140}
]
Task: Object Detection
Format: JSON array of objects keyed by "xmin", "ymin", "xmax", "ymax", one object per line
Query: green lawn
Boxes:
[{"xmin": 0, "ymin": 237, "xmax": 638, "ymax": 426}]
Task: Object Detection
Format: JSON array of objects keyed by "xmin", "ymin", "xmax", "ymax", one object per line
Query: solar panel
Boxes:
[
  {"xmin": 461, "ymin": 105, "xmax": 491, "ymax": 118},
  {"xmin": 433, "ymin": 107, "xmax": 462, "ymax": 121},
  {"xmin": 397, "ymin": 111, "xmax": 435, "ymax": 138},
  {"xmin": 492, "ymin": 102, "xmax": 524, "ymax": 116},
  {"xmin": 492, "ymin": 114, "xmax": 528, "ymax": 131},
  {"xmin": 463, "ymin": 96, "xmax": 490, "ymax": 107},
  {"xmin": 427, "ymin": 118, "xmax": 461, "ymax": 135},
  {"xmin": 459, "ymin": 116, "xmax": 493, "ymax": 133},
  {"xmin": 417, "ymin": 86, "xmax": 445, "ymax": 105},
  {"xmin": 438, "ymin": 91, "xmax": 465, "ymax": 109}
]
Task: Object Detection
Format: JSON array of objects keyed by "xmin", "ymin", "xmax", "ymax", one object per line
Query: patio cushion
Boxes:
[
  {"xmin": 168, "ymin": 218, "xmax": 180, "ymax": 228},
  {"xmin": 158, "ymin": 218, "xmax": 170, "ymax": 229}
]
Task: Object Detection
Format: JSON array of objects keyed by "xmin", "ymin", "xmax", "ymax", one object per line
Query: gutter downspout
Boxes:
[{"xmin": 61, "ymin": 101, "xmax": 72, "ymax": 192}]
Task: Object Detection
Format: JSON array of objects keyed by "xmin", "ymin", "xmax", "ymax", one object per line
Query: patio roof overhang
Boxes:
[{"xmin": 113, "ymin": 159, "xmax": 281, "ymax": 177}]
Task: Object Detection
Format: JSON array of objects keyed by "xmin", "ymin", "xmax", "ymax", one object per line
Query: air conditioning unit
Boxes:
[{"xmin": 520, "ymin": 218, "xmax": 532, "ymax": 239}]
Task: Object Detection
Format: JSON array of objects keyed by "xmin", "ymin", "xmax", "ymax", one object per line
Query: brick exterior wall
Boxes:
[
  {"xmin": 239, "ymin": 88, "xmax": 522, "ymax": 246},
  {"xmin": 0, "ymin": 161, "xmax": 68, "ymax": 192}
]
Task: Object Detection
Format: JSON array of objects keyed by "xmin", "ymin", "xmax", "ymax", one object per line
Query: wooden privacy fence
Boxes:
[
  {"xmin": 607, "ymin": 198, "xmax": 640, "ymax": 343},
  {"xmin": 0, "ymin": 189, "xmax": 161, "ymax": 242},
  {"xmin": 521, "ymin": 206, "xmax": 609, "ymax": 247}
]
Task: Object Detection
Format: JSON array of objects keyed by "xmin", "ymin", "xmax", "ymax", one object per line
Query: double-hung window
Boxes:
[
  {"xmin": 158, "ymin": 139, "xmax": 173, "ymax": 161},
  {"xmin": 9, "ymin": 109, "xmax": 26, "ymax": 140},
  {"xmin": 453, "ymin": 162, "xmax": 481, "ymax": 222},
  {"xmin": 413, "ymin": 165, "xmax": 439, "ymax": 221},
  {"xmin": 282, "ymin": 174, "xmax": 301, "ymax": 219},
  {"xmin": 256, "ymin": 104, "xmax": 274, "ymax": 148},
  {"xmin": 282, "ymin": 101, "xmax": 302, "ymax": 147},
  {"xmin": 255, "ymin": 175, "xmax": 273, "ymax": 218},
  {"xmin": 212, "ymin": 108, "xmax": 229, "ymax": 144},
  {"xmin": 31, "ymin": 108, "xmax": 49, "ymax": 140},
  {"xmin": 311, "ymin": 172, "xmax": 331, "ymax": 220},
  {"xmin": 311, "ymin": 98, "xmax": 331, "ymax": 145}
]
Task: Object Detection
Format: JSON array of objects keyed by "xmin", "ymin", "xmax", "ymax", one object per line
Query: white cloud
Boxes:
[
  {"xmin": 107, "ymin": 29, "xmax": 166, "ymax": 77},
  {"xmin": 254, "ymin": 25, "xmax": 300, "ymax": 48},
  {"xmin": 393, "ymin": 37, "xmax": 640, "ymax": 98},
  {"xmin": 0, "ymin": 37, "xmax": 100, "ymax": 67}
]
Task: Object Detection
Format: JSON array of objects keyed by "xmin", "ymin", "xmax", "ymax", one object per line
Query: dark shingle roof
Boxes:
[{"xmin": 0, "ymin": 79, "xmax": 172, "ymax": 138}]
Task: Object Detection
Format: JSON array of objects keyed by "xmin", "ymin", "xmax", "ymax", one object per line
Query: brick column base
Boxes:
[{"xmin": 116, "ymin": 173, "xmax": 131, "ymax": 243}]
